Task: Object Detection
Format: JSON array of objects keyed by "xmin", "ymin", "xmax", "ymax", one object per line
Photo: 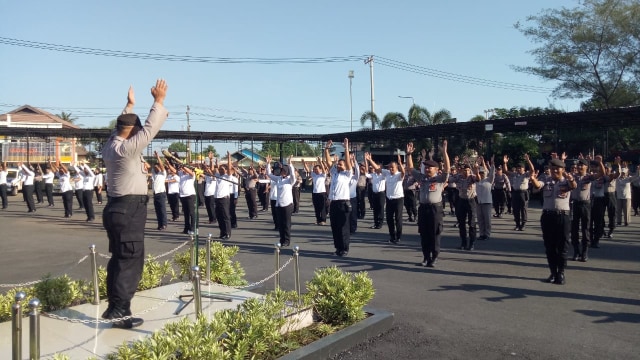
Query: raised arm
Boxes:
[
  {"xmin": 343, "ymin": 138, "xmax": 351, "ymax": 171},
  {"xmin": 365, "ymin": 152, "xmax": 380, "ymax": 171},
  {"xmin": 302, "ymin": 158, "xmax": 310, "ymax": 174},
  {"xmin": 406, "ymin": 142, "xmax": 415, "ymax": 170},
  {"xmin": 324, "ymin": 140, "xmax": 333, "ymax": 168},
  {"xmin": 397, "ymin": 149, "xmax": 405, "ymax": 178},
  {"xmin": 154, "ymin": 151, "xmax": 165, "ymax": 172},
  {"xmin": 524, "ymin": 154, "xmax": 535, "ymax": 173},
  {"xmin": 441, "ymin": 139, "xmax": 450, "ymax": 173}
]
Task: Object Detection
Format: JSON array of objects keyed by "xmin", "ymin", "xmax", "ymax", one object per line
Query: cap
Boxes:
[
  {"xmin": 423, "ymin": 160, "xmax": 439, "ymax": 168},
  {"xmin": 515, "ymin": 163, "xmax": 524, "ymax": 168},
  {"xmin": 116, "ymin": 113, "xmax": 142, "ymax": 127},
  {"xmin": 578, "ymin": 159, "xmax": 589, "ymax": 166},
  {"xmin": 549, "ymin": 158, "xmax": 566, "ymax": 168}
]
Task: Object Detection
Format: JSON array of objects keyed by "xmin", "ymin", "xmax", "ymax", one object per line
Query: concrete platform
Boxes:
[{"xmin": 0, "ymin": 282, "xmax": 262, "ymax": 359}]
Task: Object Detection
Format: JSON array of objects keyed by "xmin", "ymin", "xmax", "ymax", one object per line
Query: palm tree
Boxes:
[
  {"xmin": 470, "ymin": 115, "xmax": 486, "ymax": 122},
  {"xmin": 405, "ymin": 105, "xmax": 454, "ymax": 126},
  {"xmin": 58, "ymin": 111, "xmax": 78, "ymax": 124},
  {"xmin": 359, "ymin": 111, "xmax": 380, "ymax": 130},
  {"xmin": 380, "ymin": 112, "xmax": 408, "ymax": 129}
]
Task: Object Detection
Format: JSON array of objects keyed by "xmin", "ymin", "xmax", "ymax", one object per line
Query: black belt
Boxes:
[
  {"xmin": 543, "ymin": 209, "xmax": 569, "ymax": 215},
  {"xmin": 420, "ymin": 202, "xmax": 442, "ymax": 206},
  {"xmin": 108, "ymin": 194, "xmax": 148, "ymax": 203},
  {"xmin": 513, "ymin": 189, "xmax": 528, "ymax": 192}
]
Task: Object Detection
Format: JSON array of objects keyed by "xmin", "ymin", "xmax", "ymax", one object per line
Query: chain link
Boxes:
[
  {"xmin": 207, "ymin": 256, "xmax": 294, "ymax": 290},
  {"xmin": 0, "ymin": 255, "xmax": 89, "ymax": 288},
  {"xmin": 42, "ymin": 282, "xmax": 192, "ymax": 324}
]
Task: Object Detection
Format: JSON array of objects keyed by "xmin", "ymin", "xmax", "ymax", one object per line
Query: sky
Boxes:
[{"xmin": 0, "ymin": 0, "xmax": 584, "ymax": 156}]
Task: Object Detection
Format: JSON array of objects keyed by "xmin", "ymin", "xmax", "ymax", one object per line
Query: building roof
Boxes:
[{"xmin": 0, "ymin": 105, "xmax": 80, "ymax": 129}]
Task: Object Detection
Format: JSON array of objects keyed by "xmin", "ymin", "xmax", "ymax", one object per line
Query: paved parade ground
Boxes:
[{"xmin": 1, "ymin": 191, "xmax": 639, "ymax": 359}]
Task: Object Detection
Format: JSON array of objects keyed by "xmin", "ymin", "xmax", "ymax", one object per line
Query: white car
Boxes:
[{"xmin": 5, "ymin": 168, "xmax": 22, "ymax": 196}]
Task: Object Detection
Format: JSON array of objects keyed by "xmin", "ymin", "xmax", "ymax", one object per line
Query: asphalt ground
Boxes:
[{"xmin": 1, "ymin": 191, "xmax": 639, "ymax": 360}]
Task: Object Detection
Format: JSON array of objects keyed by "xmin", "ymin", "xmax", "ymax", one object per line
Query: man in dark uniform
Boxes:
[
  {"xmin": 531, "ymin": 157, "xmax": 576, "ymax": 285},
  {"xmin": 101, "ymin": 79, "xmax": 168, "ymax": 328},
  {"xmin": 407, "ymin": 140, "xmax": 450, "ymax": 267},
  {"xmin": 569, "ymin": 157, "xmax": 605, "ymax": 262}
]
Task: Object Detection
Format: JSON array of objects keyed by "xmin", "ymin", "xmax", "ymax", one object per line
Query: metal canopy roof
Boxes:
[{"xmin": 1, "ymin": 106, "xmax": 638, "ymax": 143}]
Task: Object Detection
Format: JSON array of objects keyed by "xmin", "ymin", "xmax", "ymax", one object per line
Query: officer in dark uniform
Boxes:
[
  {"xmin": 569, "ymin": 158, "xmax": 605, "ymax": 262},
  {"xmin": 531, "ymin": 158, "xmax": 576, "ymax": 285},
  {"xmin": 102, "ymin": 79, "xmax": 169, "ymax": 328}
]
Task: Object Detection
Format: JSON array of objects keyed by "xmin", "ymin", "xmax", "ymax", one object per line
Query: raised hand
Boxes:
[
  {"xmin": 503, "ymin": 155, "xmax": 509, "ymax": 163},
  {"xmin": 406, "ymin": 142, "xmax": 414, "ymax": 154},
  {"xmin": 127, "ymin": 86, "xmax": 135, "ymax": 106},
  {"xmin": 265, "ymin": 154, "xmax": 272, "ymax": 163},
  {"xmin": 343, "ymin": 138, "xmax": 349, "ymax": 149},
  {"xmin": 150, "ymin": 79, "xmax": 168, "ymax": 105}
]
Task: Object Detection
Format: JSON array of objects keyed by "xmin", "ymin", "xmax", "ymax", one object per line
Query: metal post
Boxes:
[
  {"xmin": 28, "ymin": 298, "xmax": 40, "ymax": 360},
  {"xmin": 293, "ymin": 246, "xmax": 301, "ymax": 305},
  {"xmin": 274, "ymin": 243, "xmax": 281, "ymax": 290},
  {"xmin": 89, "ymin": 244, "xmax": 100, "ymax": 305},
  {"xmin": 192, "ymin": 266, "xmax": 202, "ymax": 317},
  {"xmin": 190, "ymin": 234, "xmax": 196, "ymax": 270},
  {"xmin": 206, "ymin": 234, "xmax": 212, "ymax": 283},
  {"xmin": 12, "ymin": 291, "xmax": 26, "ymax": 360}
]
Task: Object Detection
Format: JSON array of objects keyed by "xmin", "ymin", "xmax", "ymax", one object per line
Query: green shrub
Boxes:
[
  {"xmin": 173, "ymin": 242, "xmax": 247, "ymax": 286},
  {"xmin": 0, "ymin": 287, "xmax": 37, "ymax": 322},
  {"xmin": 97, "ymin": 255, "xmax": 176, "ymax": 298},
  {"xmin": 305, "ymin": 266, "xmax": 375, "ymax": 325},
  {"xmin": 33, "ymin": 274, "xmax": 86, "ymax": 311}
]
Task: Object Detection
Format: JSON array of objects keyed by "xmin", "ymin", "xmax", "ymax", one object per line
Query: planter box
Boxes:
[
  {"xmin": 280, "ymin": 306, "xmax": 314, "ymax": 335},
  {"xmin": 278, "ymin": 307, "xmax": 394, "ymax": 360}
]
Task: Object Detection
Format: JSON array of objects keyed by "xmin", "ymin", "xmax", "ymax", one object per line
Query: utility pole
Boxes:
[
  {"xmin": 364, "ymin": 56, "xmax": 375, "ymax": 129},
  {"xmin": 348, "ymin": 70, "xmax": 354, "ymax": 132},
  {"xmin": 186, "ymin": 105, "xmax": 191, "ymax": 163}
]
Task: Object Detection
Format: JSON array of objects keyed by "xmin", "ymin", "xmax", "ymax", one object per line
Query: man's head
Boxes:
[
  {"xmin": 478, "ymin": 167, "xmax": 486, "ymax": 179},
  {"xmin": 461, "ymin": 164, "xmax": 472, "ymax": 178},
  {"xmin": 576, "ymin": 159, "xmax": 589, "ymax": 175},
  {"xmin": 515, "ymin": 163, "xmax": 525, "ymax": 174},
  {"xmin": 387, "ymin": 161, "xmax": 398, "ymax": 174},
  {"xmin": 549, "ymin": 158, "xmax": 566, "ymax": 180},
  {"xmin": 336, "ymin": 159, "xmax": 347, "ymax": 172},
  {"xmin": 115, "ymin": 113, "xmax": 142, "ymax": 137},
  {"xmin": 423, "ymin": 160, "xmax": 439, "ymax": 177},
  {"xmin": 313, "ymin": 164, "xmax": 323, "ymax": 174}
]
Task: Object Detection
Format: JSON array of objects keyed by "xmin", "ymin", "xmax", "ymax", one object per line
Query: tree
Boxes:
[
  {"xmin": 470, "ymin": 115, "xmax": 486, "ymax": 122},
  {"xmin": 380, "ymin": 112, "xmax": 408, "ymax": 129},
  {"xmin": 58, "ymin": 111, "xmax": 78, "ymax": 123},
  {"xmin": 259, "ymin": 141, "xmax": 319, "ymax": 158},
  {"xmin": 514, "ymin": 0, "xmax": 640, "ymax": 108},
  {"xmin": 359, "ymin": 111, "xmax": 380, "ymax": 130},
  {"xmin": 168, "ymin": 142, "xmax": 187, "ymax": 153},
  {"xmin": 200, "ymin": 145, "xmax": 218, "ymax": 158}
]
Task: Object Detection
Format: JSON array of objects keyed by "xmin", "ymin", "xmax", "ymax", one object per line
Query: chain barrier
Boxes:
[
  {"xmin": 97, "ymin": 239, "xmax": 191, "ymax": 261},
  {"xmin": 206, "ymin": 256, "xmax": 294, "ymax": 290},
  {"xmin": 42, "ymin": 282, "xmax": 192, "ymax": 324},
  {"xmin": 0, "ymin": 255, "xmax": 89, "ymax": 288}
]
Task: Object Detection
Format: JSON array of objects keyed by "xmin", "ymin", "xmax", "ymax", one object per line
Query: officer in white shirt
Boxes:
[
  {"xmin": 364, "ymin": 156, "xmax": 386, "ymax": 230},
  {"xmin": 151, "ymin": 151, "xmax": 168, "ymax": 230},
  {"xmin": 303, "ymin": 157, "xmax": 328, "ymax": 225},
  {"xmin": 166, "ymin": 165, "xmax": 181, "ymax": 221},
  {"xmin": 204, "ymin": 154, "xmax": 218, "ymax": 224},
  {"xmin": 365, "ymin": 151, "xmax": 405, "ymax": 244},
  {"xmin": 266, "ymin": 154, "xmax": 296, "ymax": 246},
  {"xmin": 51, "ymin": 161, "xmax": 74, "ymax": 217},
  {"xmin": 213, "ymin": 152, "xmax": 234, "ymax": 239},
  {"xmin": 17, "ymin": 162, "xmax": 36, "ymax": 212},
  {"xmin": 0, "ymin": 161, "xmax": 8, "ymax": 209},
  {"xmin": 42, "ymin": 162, "xmax": 56, "ymax": 207},
  {"xmin": 325, "ymin": 139, "xmax": 353, "ymax": 256},
  {"xmin": 94, "ymin": 168, "xmax": 104, "ymax": 205},
  {"xmin": 76, "ymin": 162, "xmax": 96, "ymax": 222}
]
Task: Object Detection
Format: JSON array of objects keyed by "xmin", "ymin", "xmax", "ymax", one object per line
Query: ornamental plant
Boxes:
[{"xmin": 173, "ymin": 242, "xmax": 247, "ymax": 286}]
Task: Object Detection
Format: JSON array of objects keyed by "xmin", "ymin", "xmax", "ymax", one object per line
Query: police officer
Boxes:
[
  {"xmin": 531, "ymin": 157, "xmax": 576, "ymax": 285},
  {"xmin": 569, "ymin": 157, "xmax": 604, "ymax": 262},
  {"xmin": 101, "ymin": 79, "xmax": 168, "ymax": 328},
  {"xmin": 407, "ymin": 140, "xmax": 450, "ymax": 267},
  {"xmin": 325, "ymin": 139, "xmax": 353, "ymax": 256},
  {"xmin": 503, "ymin": 154, "xmax": 535, "ymax": 231}
]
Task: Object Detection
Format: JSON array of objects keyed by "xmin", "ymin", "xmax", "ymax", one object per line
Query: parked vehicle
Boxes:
[{"xmin": 5, "ymin": 168, "xmax": 22, "ymax": 196}]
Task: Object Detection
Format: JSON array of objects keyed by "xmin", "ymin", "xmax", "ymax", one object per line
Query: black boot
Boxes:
[
  {"xmin": 459, "ymin": 239, "xmax": 467, "ymax": 250},
  {"xmin": 580, "ymin": 245, "xmax": 589, "ymax": 262},
  {"xmin": 571, "ymin": 245, "xmax": 580, "ymax": 261},
  {"xmin": 554, "ymin": 259, "xmax": 566, "ymax": 285}
]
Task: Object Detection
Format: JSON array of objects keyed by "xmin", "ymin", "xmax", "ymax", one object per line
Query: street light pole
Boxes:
[
  {"xmin": 348, "ymin": 70, "xmax": 354, "ymax": 132},
  {"xmin": 398, "ymin": 96, "xmax": 415, "ymax": 122}
]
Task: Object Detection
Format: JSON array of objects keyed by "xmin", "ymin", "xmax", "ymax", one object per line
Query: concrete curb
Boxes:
[{"xmin": 278, "ymin": 307, "xmax": 395, "ymax": 360}]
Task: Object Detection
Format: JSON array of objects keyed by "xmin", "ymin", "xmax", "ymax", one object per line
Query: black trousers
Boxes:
[
  {"xmin": 330, "ymin": 200, "xmax": 351, "ymax": 252},
  {"xmin": 292, "ymin": 186, "xmax": 301, "ymax": 213},
  {"xmin": 356, "ymin": 186, "xmax": 367, "ymax": 219},
  {"xmin": 0, "ymin": 184, "xmax": 7, "ymax": 209},
  {"xmin": 446, "ymin": 188, "xmax": 458, "ymax": 212},
  {"xmin": 245, "ymin": 188, "xmax": 258, "ymax": 218},
  {"xmin": 403, "ymin": 190, "xmax": 417, "ymax": 220},
  {"xmin": 276, "ymin": 203, "xmax": 294, "ymax": 246},
  {"xmin": 34, "ymin": 180, "xmax": 43, "ymax": 203},
  {"xmin": 492, "ymin": 189, "xmax": 506, "ymax": 215},
  {"xmin": 180, "ymin": 195, "xmax": 196, "ymax": 232},
  {"xmin": 312, "ymin": 192, "xmax": 327, "ymax": 223},
  {"xmin": 591, "ymin": 197, "xmax": 607, "ymax": 242},
  {"xmin": 270, "ymin": 199, "xmax": 278, "ymax": 226},
  {"xmin": 258, "ymin": 185, "xmax": 268, "ymax": 210},
  {"xmin": 605, "ymin": 192, "xmax": 616, "ymax": 233},
  {"xmin": 23, "ymin": 184, "xmax": 36, "ymax": 211},
  {"xmin": 456, "ymin": 197, "xmax": 477, "ymax": 247},
  {"xmin": 571, "ymin": 200, "xmax": 591, "ymax": 250},
  {"xmin": 62, "ymin": 190, "xmax": 73, "ymax": 216},
  {"xmin": 371, "ymin": 191, "xmax": 386, "ymax": 227},
  {"xmin": 418, "ymin": 203, "xmax": 444, "ymax": 260},
  {"xmin": 386, "ymin": 197, "xmax": 404, "ymax": 240},
  {"xmin": 215, "ymin": 197, "xmax": 231, "ymax": 237},
  {"xmin": 511, "ymin": 190, "xmax": 528, "ymax": 226},
  {"xmin": 541, "ymin": 211, "xmax": 570, "ymax": 276},
  {"xmin": 75, "ymin": 189, "xmax": 84, "ymax": 209},
  {"xmin": 204, "ymin": 195, "xmax": 216, "ymax": 223},
  {"xmin": 167, "ymin": 192, "xmax": 180, "ymax": 220},
  {"xmin": 230, "ymin": 197, "xmax": 238, "ymax": 228},
  {"xmin": 95, "ymin": 187, "xmax": 103, "ymax": 204},
  {"xmin": 45, "ymin": 183, "xmax": 54, "ymax": 206},
  {"xmin": 153, "ymin": 192, "xmax": 167, "ymax": 228},
  {"xmin": 103, "ymin": 195, "xmax": 148, "ymax": 311},
  {"xmin": 350, "ymin": 197, "xmax": 358, "ymax": 233},
  {"xmin": 632, "ymin": 185, "xmax": 640, "ymax": 214},
  {"xmin": 83, "ymin": 189, "xmax": 95, "ymax": 220}
]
